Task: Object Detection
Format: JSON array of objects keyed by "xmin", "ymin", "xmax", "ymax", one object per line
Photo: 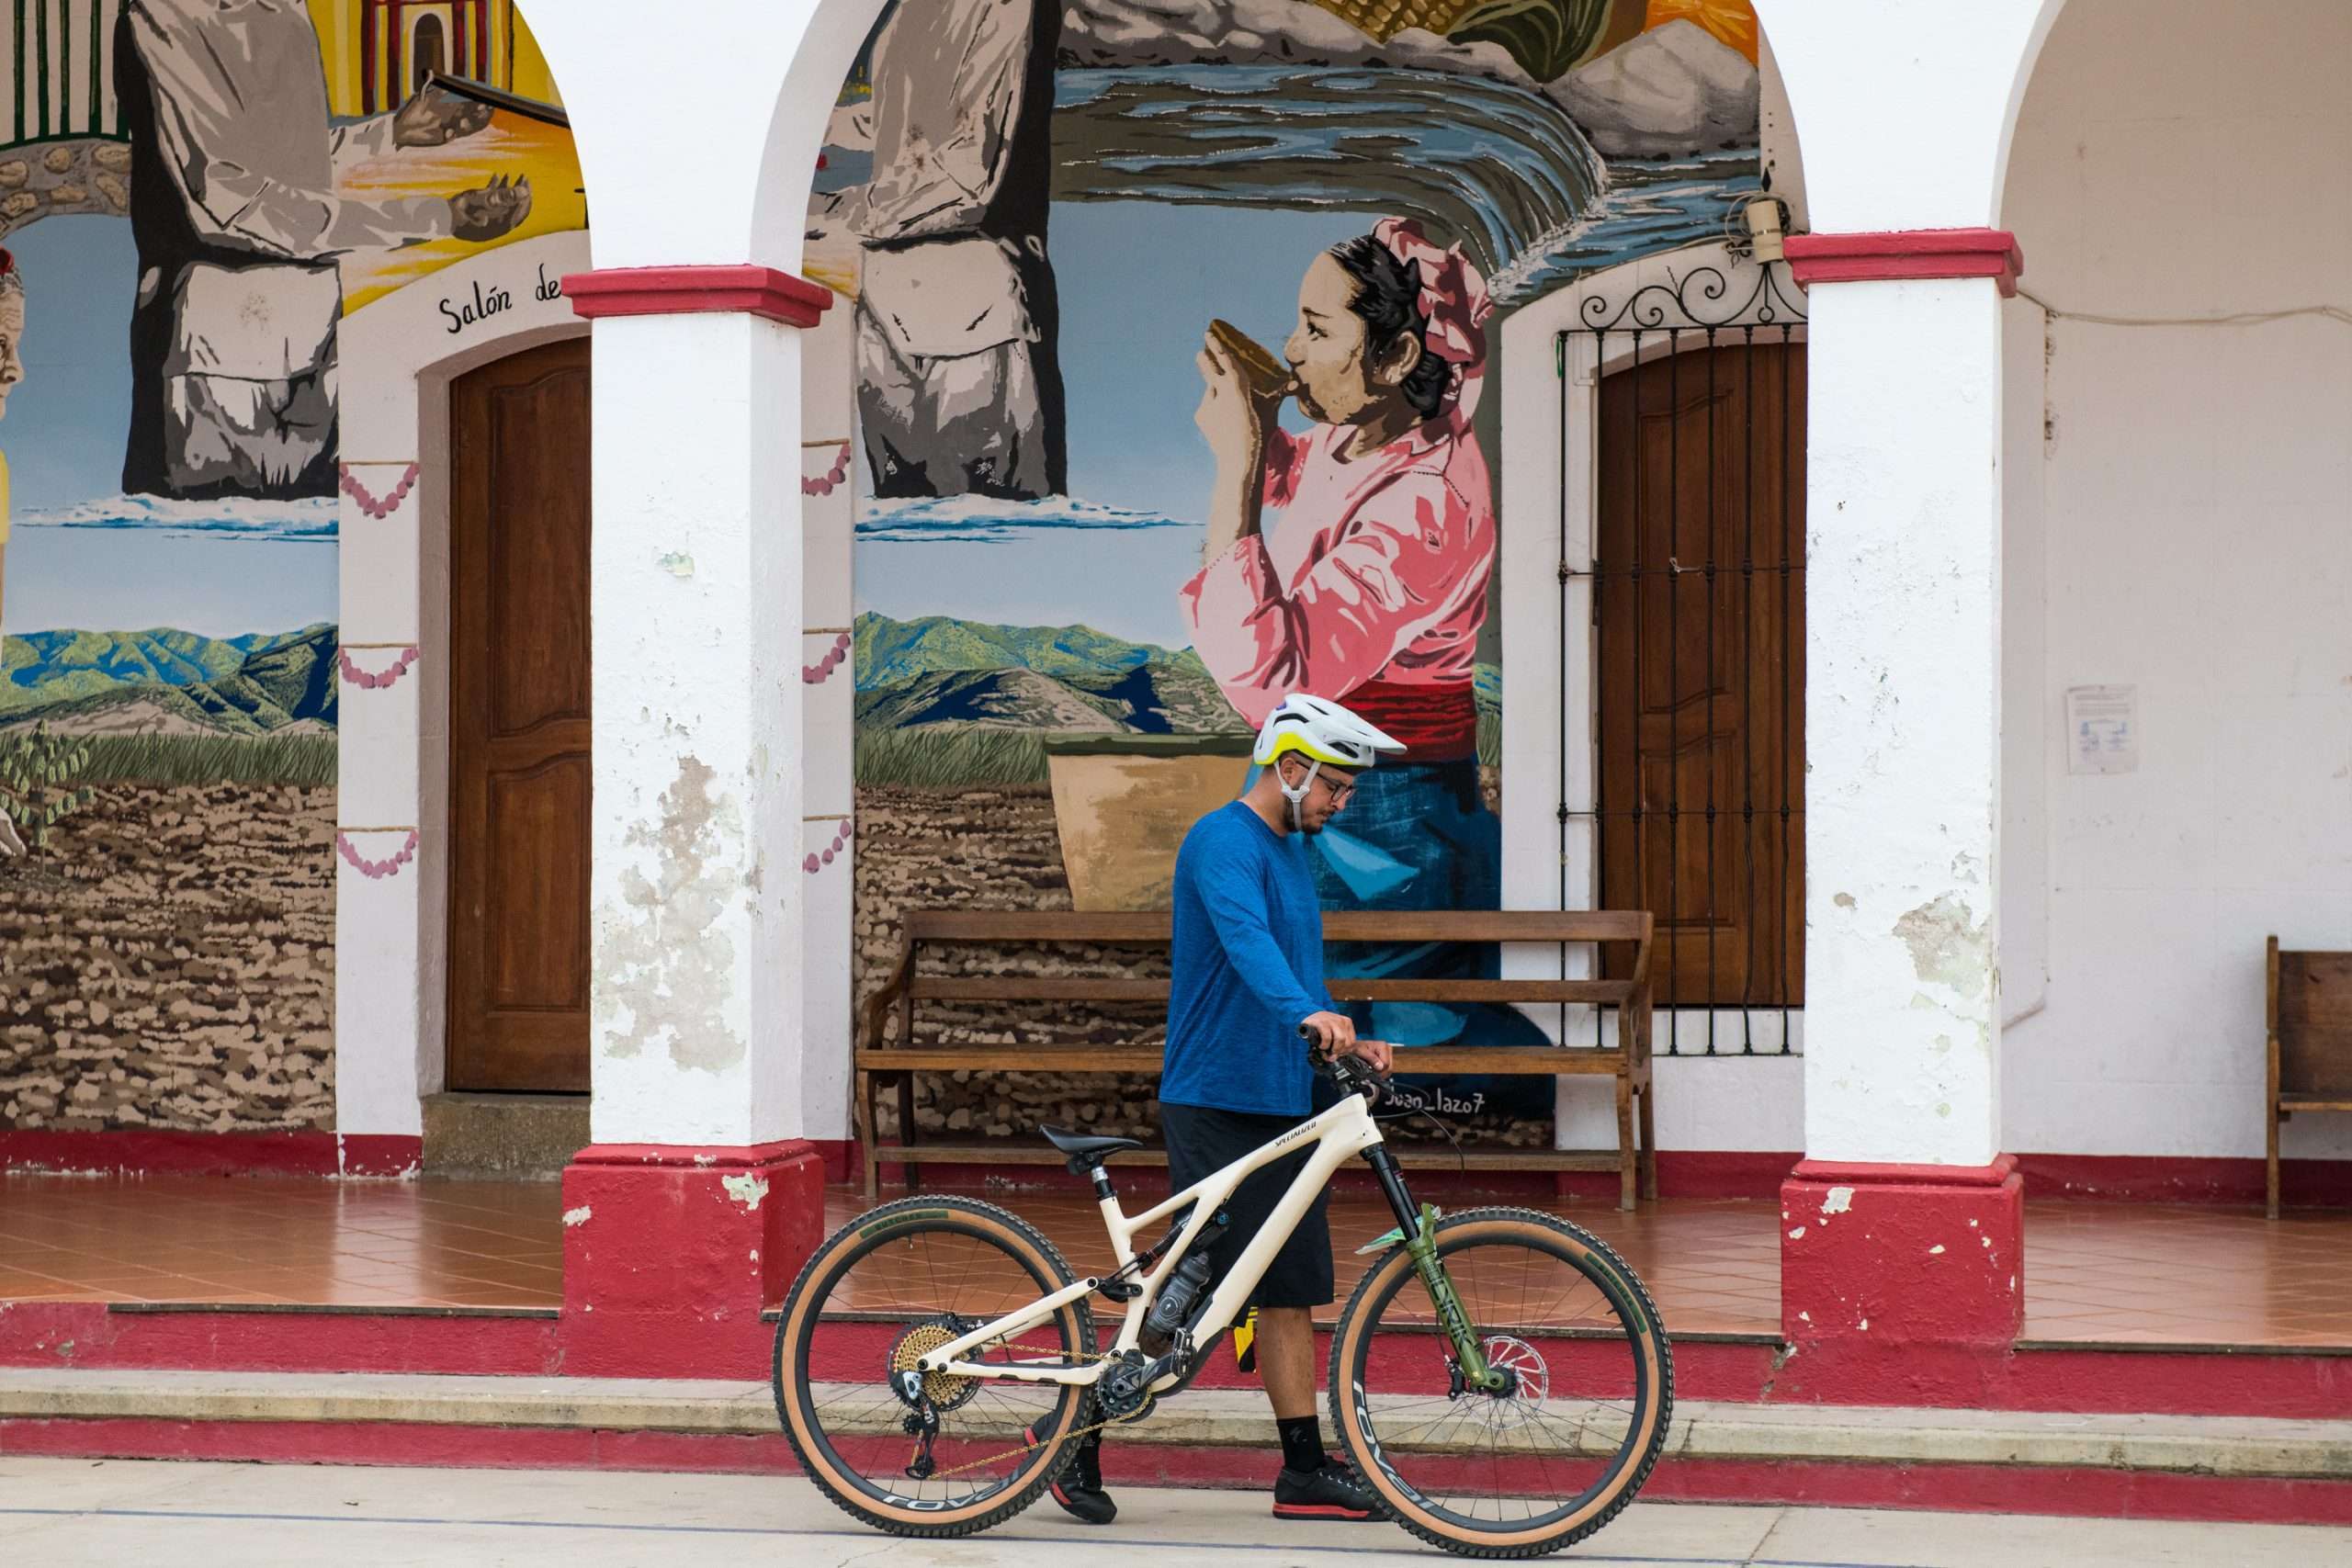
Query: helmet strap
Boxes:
[{"xmin": 1277, "ymin": 755, "xmax": 1322, "ymax": 833}]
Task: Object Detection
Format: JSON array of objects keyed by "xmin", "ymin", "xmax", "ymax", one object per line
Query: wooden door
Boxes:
[
  {"xmin": 447, "ymin": 337, "xmax": 593, "ymax": 1092},
  {"xmin": 1597, "ymin": 341, "xmax": 1804, "ymax": 1009}
]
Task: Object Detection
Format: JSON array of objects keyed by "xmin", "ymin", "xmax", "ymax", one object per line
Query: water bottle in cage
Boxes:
[{"xmin": 1140, "ymin": 1251, "xmax": 1214, "ymax": 1353}]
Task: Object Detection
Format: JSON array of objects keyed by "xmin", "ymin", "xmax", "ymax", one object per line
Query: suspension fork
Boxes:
[{"xmin": 1361, "ymin": 1146, "xmax": 1507, "ymax": 1393}]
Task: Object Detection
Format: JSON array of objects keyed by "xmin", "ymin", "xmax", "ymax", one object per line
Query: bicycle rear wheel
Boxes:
[
  {"xmin": 1328, "ymin": 1206, "xmax": 1672, "ymax": 1559},
  {"xmin": 775, "ymin": 1195, "xmax": 1097, "ymax": 1539}
]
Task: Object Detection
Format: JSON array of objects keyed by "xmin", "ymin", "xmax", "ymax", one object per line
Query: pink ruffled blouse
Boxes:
[{"xmin": 1181, "ymin": 418, "xmax": 1495, "ymax": 733}]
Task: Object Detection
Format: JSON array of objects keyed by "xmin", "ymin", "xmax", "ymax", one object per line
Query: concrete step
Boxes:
[
  {"xmin": 420, "ymin": 1091, "xmax": 588, "ymax": 1178},
  {"xmin": 5, "ymin": 1367, "xmax": 2348, "ymax": 1482}
]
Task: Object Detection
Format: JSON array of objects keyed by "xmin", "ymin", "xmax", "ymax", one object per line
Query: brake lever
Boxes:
[{"xmin": 1300, "ymin": 1025, "xmax": 1388, "ymax": 1105}]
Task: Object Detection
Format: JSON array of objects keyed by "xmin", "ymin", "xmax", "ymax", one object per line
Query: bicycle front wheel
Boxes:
[{"xmin": 1328, "ymin": 1206, "xmax": 1672, "ymax": 1559}]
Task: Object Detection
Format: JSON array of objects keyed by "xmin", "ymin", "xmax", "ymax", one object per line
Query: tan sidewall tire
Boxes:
[
  {"xmin": 1328, "ymin": 1209, "xmax": 1672, "ymax": 1558},
  {"xmin": 775, "ymin": 1195, "xmax": 1096, "ymax": 1538}
]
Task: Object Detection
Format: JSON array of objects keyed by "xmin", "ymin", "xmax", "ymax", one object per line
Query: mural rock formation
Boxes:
[
  {"xmin": 1060, "ymin": 3, "xmax": 1757, "ymax": 158},
  {"xmin": 1058, "ymin": 0, "xmax": 1530, "ymax": 82},
  {"xmin": 1556, "ymin": 19, "xmax": 1758, "ymax": 156}
]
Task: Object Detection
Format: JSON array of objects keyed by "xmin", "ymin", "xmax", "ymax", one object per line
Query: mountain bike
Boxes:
[{"xmin": 774, "ymin": 1034, "xmax": 1672, "ymax": 1558}]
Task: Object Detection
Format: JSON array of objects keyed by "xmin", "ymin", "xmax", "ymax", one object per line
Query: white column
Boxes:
[
  {"xmin": 1802, "ymin": 276, "xmax": 2007, "ymax": 1166},
  {"xmin": 799, "ymin": 302, "xmax": 859, "ymax": 1144},
  {"xmin": 585, "ymin": 310, "xmax": 806, "ymax": 1147},
  {"xmin": 1751, "ymin": 0, "xmax": 2064, "ymax": 1171}
]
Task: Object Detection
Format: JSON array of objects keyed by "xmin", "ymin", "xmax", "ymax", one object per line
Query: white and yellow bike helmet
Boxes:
[{"xmin": 1253, "ymin": 693, "xmax": 1406, "ymax": 830}]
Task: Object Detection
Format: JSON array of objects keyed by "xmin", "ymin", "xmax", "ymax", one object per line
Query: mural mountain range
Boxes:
[
  {"xmin": 0, "ymin": 626, "xmax": 339, "ymax": 736},
  {"xmin": 853, "ymin": 612, "xmax": 1500, "ymax": 740},
  {"xmin": 854, "ymin": 613, "xmax": 1247, "ymax": 736}
]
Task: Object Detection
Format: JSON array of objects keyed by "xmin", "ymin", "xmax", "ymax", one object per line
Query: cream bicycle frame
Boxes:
[{"xmin": 914, "ymin": 1092, "xmax": 1385, "ymax": 1390}]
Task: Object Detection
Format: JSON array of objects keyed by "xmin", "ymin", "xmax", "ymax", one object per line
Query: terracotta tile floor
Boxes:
[
  {"xmin": 2018, "ymin": 1201, "xmax": 2352, "ymax": 1349},
  {"xmin": 5, "ymin": 1173, "xmax": 2351, "ymax": 1349},
  {"xmin": 0, "ymin": 1175, "xmax": 564, "ymax": 1310}
]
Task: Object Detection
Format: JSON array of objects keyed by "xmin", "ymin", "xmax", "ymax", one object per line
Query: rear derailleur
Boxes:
[{"xmin": 893, "ymin": 1368, "xmax": 944, "ymax": 1480}]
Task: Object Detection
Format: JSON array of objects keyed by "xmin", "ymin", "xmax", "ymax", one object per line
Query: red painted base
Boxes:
[
  {"xmin": 1782, "ymin": 1156, "xmax": 2025, "ymax": 1360},
  {"xmin": 10, "ymin": 1130, "xmax": 2344, "ymax": 1209},
  {"xmin": 7, "ymin": 1416, "xmax": 2350, "ymax": 1527},
  {"xmin": 0, "ymin": 1301, "xmax": 558, "ymax": 1375},
  {"xmin": 5, "ymin": 1301, "xmax": 2345, "ymax": 1416},
  {"xmin": 864, "ymin": 1148, "xmax": 2352, "ymax": 1206},
  {"xmin": 2018, "ymin": 1152, "xmax": 2352, "ymax": 1207},
  {"xmin": 558, "ymin": 1140, "xmax": 825, "ymax": 1377},
  {"xmin": 1784, "ymin": 227, "xmax": 2025, "ymax": 298},
  {"xmin": 0, "ymin": 1129, "xmax": 422, "ymax": 1178}
]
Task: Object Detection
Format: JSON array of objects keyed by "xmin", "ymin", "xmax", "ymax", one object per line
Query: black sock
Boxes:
[{"xmin": 1277, "ymin": 1415, "xmax": 1325, "ymax": 1473}]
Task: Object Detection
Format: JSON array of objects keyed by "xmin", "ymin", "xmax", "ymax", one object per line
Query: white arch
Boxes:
[
  {"xmin": 522, "ymin": 1, "xmax": 885, "ymax": 273},
  {"xmin": 1753, "ymin": 0, "xmax": 2066, "ymax": 233}
]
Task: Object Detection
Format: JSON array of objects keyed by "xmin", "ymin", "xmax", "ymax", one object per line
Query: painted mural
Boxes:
[
  {"xmin": 0, "ymin": 0, "xmax": 579, "ymax": 1131},
  {"xmin": 830, "ymin": 0, "xmax": 1766, "ymax": 1144}
]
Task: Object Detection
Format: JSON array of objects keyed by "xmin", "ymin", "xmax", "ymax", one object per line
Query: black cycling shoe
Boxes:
[
  {"xmin": 1271, "ymin": 1460, "xmax": 1381, "ymax": 1520},
  {"xmin": 1028, "ymin": 1424, "xmax": 1116, "ymax": 1526}
]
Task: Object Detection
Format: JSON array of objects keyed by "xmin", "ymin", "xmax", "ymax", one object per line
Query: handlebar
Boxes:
[{"xmin": 1300, "ymin": 1024, "xmax": 1385, "ymax": 1102}]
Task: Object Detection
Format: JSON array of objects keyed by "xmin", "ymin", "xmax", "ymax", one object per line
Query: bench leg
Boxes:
[
  {"xmin": 1614, "ymin": 1076, "xmax": 1636, "ymax": 1212},
  {"xmin": 857, "ymin": 1068, "xmax": 879, "ymax": 1203},
  {"xmin": 2267, "ymin": 1104, "xmax": 2281, "ymax": 1221},
  {"xmin": 896, "ymin": 1072, "xmax": 921, "ymax": 1194},
  {"xmin": 1637, "ymin": 1080, "xmax": 1658, "ymax": 1202}
]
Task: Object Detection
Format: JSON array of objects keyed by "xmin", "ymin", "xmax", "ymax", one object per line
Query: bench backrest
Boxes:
[
  {"xmin": 2272, "ymin": 938, "xmax": 2352, "ymax": 1096},
  {"xmin": 902, "ymin": 908, "xmax": 1652, "ymax": 945},
  {"xmin": 869, "ymin": 908, "xmax": 1655, "ymax": 1054}
]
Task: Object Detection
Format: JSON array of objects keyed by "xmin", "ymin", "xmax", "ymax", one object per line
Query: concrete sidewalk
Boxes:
[
  {"xmin": 2, "ymin": 1455, "xmax": 2348, "ymax": 1567},
  {"xmin": 5, "ymin": 1366, "xmax": 2349, "ymax": 1481}
]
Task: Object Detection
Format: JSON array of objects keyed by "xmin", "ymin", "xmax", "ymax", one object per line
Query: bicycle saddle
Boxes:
[{"xmin": 1039, "ymin": 1124, "xmax": 1144, "ymax": 1173}]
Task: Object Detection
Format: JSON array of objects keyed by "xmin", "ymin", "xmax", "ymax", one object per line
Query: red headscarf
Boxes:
[{"xmin": 1373, "ymin": 218, "xmax": 1490, "ymax": 429}]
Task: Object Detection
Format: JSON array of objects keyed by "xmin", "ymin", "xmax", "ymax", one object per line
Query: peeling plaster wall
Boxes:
[
  {"xmin": 1997, "ymin": 0, "xmax": 2352, "ymax": 1160},
  {"xmin": 1802, "ymin": 278, "xmax": 2007, "ymax": 1168},
  {"xmin": 585, "ymin": 310, "xmax": 807, "ymax": 1149}
]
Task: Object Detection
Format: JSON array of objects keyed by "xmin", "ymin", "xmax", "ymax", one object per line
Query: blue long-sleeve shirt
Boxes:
[{"xmin": 1159, "ymin": 802, "xmax": 1333, "ymax": 1118}]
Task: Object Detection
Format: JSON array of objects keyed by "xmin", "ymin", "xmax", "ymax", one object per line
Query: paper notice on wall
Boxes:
[{"xmin": 2066, "ymin": 685, "xmax": 2139, "ymax": 774}]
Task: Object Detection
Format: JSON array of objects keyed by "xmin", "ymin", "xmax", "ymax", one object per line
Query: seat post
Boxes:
[{"xmin": 1089, "ymin": 1165, "xmax": 1115, "ymax": 1201}]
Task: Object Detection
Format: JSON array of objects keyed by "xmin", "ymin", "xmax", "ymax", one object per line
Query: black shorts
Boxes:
[{"xmin": 1159, "ymin": 1101, "xmax": 1336, "ymax": 1314}]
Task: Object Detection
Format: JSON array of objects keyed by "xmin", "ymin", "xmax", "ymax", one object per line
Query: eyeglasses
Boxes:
[{"xmin": 1280, "ymin": 760, "xmax": 1359, "ymax": 805}]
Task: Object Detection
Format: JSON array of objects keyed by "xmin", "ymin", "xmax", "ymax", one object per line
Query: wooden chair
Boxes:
[{"xmin": 2266, "ymin": 935, "xmax": 2352, "ymax": 1218}]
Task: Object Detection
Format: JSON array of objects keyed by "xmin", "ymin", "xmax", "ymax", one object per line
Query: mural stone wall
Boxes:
[{"xmin": 0, "ymin": 0, "xmax": 578, "ymax": 1132}]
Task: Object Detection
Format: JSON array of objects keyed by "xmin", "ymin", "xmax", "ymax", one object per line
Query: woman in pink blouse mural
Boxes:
[{"xmin": 1182, "ymin": 219, "xmax": 1549, "ymax": 1117}]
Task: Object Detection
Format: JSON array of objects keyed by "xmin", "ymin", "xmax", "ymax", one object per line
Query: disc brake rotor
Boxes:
[{"xmin": 1479, "ymin": 1334, "xmax": 1550, "ymax": 1430}]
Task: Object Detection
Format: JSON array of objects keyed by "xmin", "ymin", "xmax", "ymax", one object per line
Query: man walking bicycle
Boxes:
[{"xmin": 1043, "ymin": 694, "xmax": 1400, "ymax": 1524}]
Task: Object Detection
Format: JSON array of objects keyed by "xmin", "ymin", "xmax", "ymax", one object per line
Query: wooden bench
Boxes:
[
  {"xmin": 2267, "ymin": 935, "xmax": 2352, "ymax": 1218},
  {"xmin": 856, "ymin": 909, "xmax": 1656, "ymax": 1207}
]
